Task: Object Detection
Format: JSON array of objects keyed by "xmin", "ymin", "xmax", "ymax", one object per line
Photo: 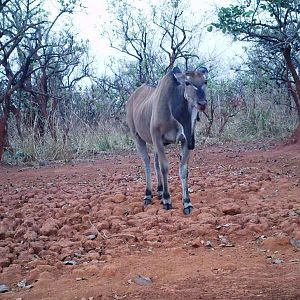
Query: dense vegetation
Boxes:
[{"xmin": 1, "ymin": 0, "xmax": 299, "ymax": 164}]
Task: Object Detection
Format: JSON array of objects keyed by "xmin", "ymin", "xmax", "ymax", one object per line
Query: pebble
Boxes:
[
  {"xmin": 76, "ymin": 277, "xmax": 86, "ymax": 281},
  {"xmin": 218, "ymin": 235, "xmax": 235, "ymax": 247},
  {"xmin": 256, "ymin": 235, "xmax": 267, "ymax": 242},
  {"xmin": 17, "ymin": 279, "xmax": 33, "ymax": 289},
  {"xmin": 87, "ymin": 234, "xmax": 97, "ymax": 240},
  {"xmin": 205, "ymin": 240, "xmax": 213, "ymax": 248},
  {"xmin": 221, "ymin": 203, "xmax": 241, "ymax": 215},
  {"xmin": 290, "ymin": 239, "xmax": 300, "ymax": 250},
  {"xmin": 133, "ymin": 275, "xmax": 153, "ymax": 285},
  {"xmin": 273, "ymin": 258, "xmax": 284, "ymax": 264},
  {"xmin": 0, "ymin": 283, "xmax": 9, "ymax": 293},
  {"xmin": 74, "ymin": 252, "xmax": 82, "ymax": 258},
  {"xmin": 64, "ymin": 260, "xmax": 77, "ymax": 265}
]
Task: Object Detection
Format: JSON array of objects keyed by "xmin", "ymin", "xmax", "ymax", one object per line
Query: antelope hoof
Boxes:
[
  {"xmin": 183, "ymin": 205, "xmax": 193, "ymax": 215},
  {"xmin": 143, "ymin": 196, "xmax": 152, "ymax": 206},
  {"xmin": 183, "ymin": 200, "xmax": 193, "ymax": 215},
  {"xmin": 163, "ymin": 203, "xmax": 172, "ymax": 210}
]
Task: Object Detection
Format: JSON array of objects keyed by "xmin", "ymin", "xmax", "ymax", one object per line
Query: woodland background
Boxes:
[{"xmin": 1, "ymin": 0, "xmax": 299, "ymax": 164}]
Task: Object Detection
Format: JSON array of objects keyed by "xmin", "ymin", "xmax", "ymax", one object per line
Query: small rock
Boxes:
[
  {"xmin": 112, "ymin": 193, "xmax": 126, "ymax": 203},
  {"xmin": 256, "ymin": 235, "xmax": 267, "ymax": 242},
  {"xmin": 133, "ymin": 275, "xmax": 153, "ymax": 286},
  {"xmin": 39, "ymin": 218, "xmax": 60, "ymax": 236},
  {"xmin": 273, "ymin": 258, "xmax": 284, "ymax": 264},
  {"xmin": 205, "ymin": 240, "xmax": 213, "ymax": 248},
  {"xmin": 290, "ymin": 239, "xmax": 300, "ymax": 250},
  {"xmin": 218, "ymin": 235, "xmax": 235, "ymax": 247},
  {"xmin": 17, "ymin": 279, "xmax": 33, "ymax": 289},
  {"xmin": 0, "ymin": 283, "xmax": 9, "ymax": 293},
  {"xmin": 101, "ymin": 264, "xmax": 118, "ymax": 277},
  {"xmin": 216, "ymin": 223, "xmax": 232, "ymax": 230},
  {"xmin": 191, "ymin": 237, "xmax": 202, "ymax": 248},
  {"xmin": 87, "ymin": 234, "xmax": 97, "ymax": 240},
  {"xmin": 289, "ymin": 210, "xmax": 300, "ymax": 217},
  {"xmin": 64, "ymin": 260, "xmax": 77, "ymax": 266},
  {"xmin": 74, "ymin": 252, "xmax": 82, "ymax": 258},
  {"xmin": 76, "ymin": 277, "xmax": 86, "ymax": 281},
  {"xmin": 221, "ymin": 204, "xmax": 241, "ymax": 215}
]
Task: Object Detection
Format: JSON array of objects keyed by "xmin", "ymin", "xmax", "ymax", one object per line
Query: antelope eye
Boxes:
[
  {"xmin": 185, "ymin": 81, "xmax": 191, "ymax": 86},
  {"xmin": 204, "ymin": 80, "xmax": 208, "ymax": 85}
]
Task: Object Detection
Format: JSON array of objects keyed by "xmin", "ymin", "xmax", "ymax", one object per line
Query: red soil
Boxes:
[{"xmin": 0, "ymin": 142, "xmax": 299, "ymax": 299}]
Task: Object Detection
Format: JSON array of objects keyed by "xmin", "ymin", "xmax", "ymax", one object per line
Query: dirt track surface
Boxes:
[{"xmin": 0, "ymin": 142, "xmax": 300, "ymax": 300}]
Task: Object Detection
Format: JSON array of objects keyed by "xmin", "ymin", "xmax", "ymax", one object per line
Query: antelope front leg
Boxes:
[
  {"xmin": 179, "ymin": 142, "xmax": 193, "ymax": 215},
  {"xmin": 135, "ymin": 137, "xmax": 152, "ymax": 206},
  {"xmin": 153, "ymin": 138, "xmax": 172, "ymax": 210},
  {"xmin": 154, "ymin": 153, "xmax": 163, "ymax": 200}
]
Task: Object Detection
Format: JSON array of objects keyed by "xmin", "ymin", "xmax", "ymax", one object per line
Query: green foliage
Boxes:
[
  {"xmin": 58, "ymin": 0, "xmax": 83, "ymax": 12},
  {"xmin": 211, "ymin": 0, "xmax": 300, "ymax": 127},
  {"xmin": 4, "ymin": 71, "xmax": 298, "ymax": 165},
  {"xmin": 197, "ymin": 74, "xmax": 297, "ymax": 143},
  {"xmin": 207, "ymin": 25, "xmax": 213, "ymax": 32},
  {"xmin": 213, "ymin": 0, "xmax": 300, "ymax": 43}
]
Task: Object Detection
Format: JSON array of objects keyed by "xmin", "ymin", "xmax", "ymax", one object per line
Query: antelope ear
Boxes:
[
  {"xmin": 197, "ymin": 66, "xmax": 209, "ymax": 74},
  {"xmin": 172, "ymin": 67, "xmax": 186, "ymax": 84},
  {"xmin": 172, "ymin": 66, "xmax": 181, "ymax": 74}
]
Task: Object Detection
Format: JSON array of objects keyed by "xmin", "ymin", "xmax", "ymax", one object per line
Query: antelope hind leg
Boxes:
[{"xmin": 135, "ymin": 136, "xmax": 153, "ymax": 206}]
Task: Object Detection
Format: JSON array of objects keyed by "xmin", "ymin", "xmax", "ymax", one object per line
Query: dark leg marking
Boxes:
[
  {"xmin": 183, "ymin": 198, "xmax": 193, "ymax": 215},
  {"xmin": 157, "ymin": 185, "xmax": 163, "ymax": 200},
  {"xmin": 144, "ymin": 188, "xmax": 153, "ymax": 206},
  {"xmin": 162, "ymin": 192, "xmax": 172, "ymax": 210}
]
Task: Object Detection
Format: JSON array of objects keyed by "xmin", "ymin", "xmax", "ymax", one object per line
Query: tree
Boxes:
[
  {"xmin": 0, "ymin": 0, "xmax": 89, "ymax": 160},
  {"xmin": 0, "ymin": 0, "xmax": 46, "ymax": 160},
  {"xmin": 104, "ymin": 0, "xmax": 160, "ymax": 85},
  {"xmin": 212, "ymin": 0, "xmax": 300, "ymax": 142},
  {"xmin": 99, "ymin": 0, "xmax": 206, "ymax": 117},
  {"xmin": 22, "ymin": 28, "xmax": 91, "ymax": 141},
  {"xmin": 152, "ymin": 0, "xmax": 203, "ymax": 72}
]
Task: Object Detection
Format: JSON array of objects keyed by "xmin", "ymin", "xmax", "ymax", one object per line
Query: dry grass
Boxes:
[
  {"xmin": 4, "ymin": 85, "xmax": 298, "ymax": 165},
  {"xmin": 5, "ymin": 117, "xmax": 133, "ymax": 165},
  {"xmin": 196, "ymin": 84, "xmax": 297, "ymax": 146}
]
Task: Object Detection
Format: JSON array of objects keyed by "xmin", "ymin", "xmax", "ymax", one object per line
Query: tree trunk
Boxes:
[
  {"xmin": 10, "ymin": 104, "xmax": 23, "ymax": 140},
  {"xmin": 283, "ymin": 46, "xmax": 300, "ymax": 143},
  {"xmin": 218, "ymin": 115, "xmax": 230, "ymax": 135},
  {"xmin": 0, "ymin": 111, "xmax": 9, "ymax": 161},
  {"xmin": 49, "ymin": 98, "xmax": 58, "ymax": 142}
]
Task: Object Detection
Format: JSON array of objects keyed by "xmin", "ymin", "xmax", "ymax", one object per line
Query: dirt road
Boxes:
[{"xmin": 0, "ymin": 142, "xmax": 300, "ymax": 299}]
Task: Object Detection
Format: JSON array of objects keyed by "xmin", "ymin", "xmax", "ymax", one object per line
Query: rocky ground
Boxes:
[{"xmin": 0, "ymin": 142, "xmax": 299, "ymax": 299}]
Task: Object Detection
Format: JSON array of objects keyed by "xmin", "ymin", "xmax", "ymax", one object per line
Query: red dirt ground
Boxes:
[{"xmin": 0, "ymin": 142, "xmax": 300, "ymax": 300}]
